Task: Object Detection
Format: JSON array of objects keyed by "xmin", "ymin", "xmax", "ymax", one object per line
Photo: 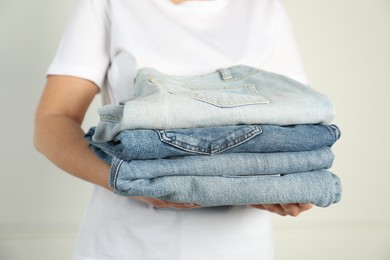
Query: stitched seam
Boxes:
[
  {"xmin": 99, "ymin": 114, "xmax": 122, "ymax": 122},
  {"xmin": 110, "ymin": 159, "xmax": 123, "ymax": 191},
  {"xmin": 157, "ymin": 83, "xmax": 269, "ymax": 106},
  {"xmin": 158, "ymin": 125, "xmax": 262, "ymax": 154}
]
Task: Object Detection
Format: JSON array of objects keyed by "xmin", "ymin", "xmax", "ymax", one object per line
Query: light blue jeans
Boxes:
[
  {"xmin": 86, "ymin": 124, "xmax": 340, "ymax": 160},
  {"xmin": 103, "ymin": 147, "xmax": 339, "ymax": 207},
  {"xmin": 87, "ymin": 124, "xmax": 341, "ymax": 207},
  {"xmin": 93, "ymin": 65, "xmax": 335, "ymax": 142},
  {"xmin": 110, "ymin": 160, "xmax": 341, "ymax": 208},
  {"xmin": 106, "ymin": 148, "xmax": 334, "ymax": 179}
]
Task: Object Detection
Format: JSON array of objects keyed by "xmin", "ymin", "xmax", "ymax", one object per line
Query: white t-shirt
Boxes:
[{"xmin": 48, "ymin": 0, "xmax": 308, "ymax": 259}]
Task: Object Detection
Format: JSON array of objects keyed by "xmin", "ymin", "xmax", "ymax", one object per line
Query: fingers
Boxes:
[
  {"xmin": 280, "ymin": 203, "xmax": 313, "ymax": 216},
  {"xmin": 250, "ymin": 203, "xmax": 314, "ymax": 217},
  {"xmin": 133, "ymin": 196, "xmax": 314, "ymax": 213},
  {"xmin": 156, "ymin": 201, "xmax": 202, "ymax": 209},
  {"xmin": 132, "ymin": 196, "xmax": 202, "ymax": 209},
  {"xmin": 250, "ymin": 204, "xmax": 265, "ymax": 210},
  {"xmin": 261, "ymin": 204, "xmax": 289, "ymax": 216}
]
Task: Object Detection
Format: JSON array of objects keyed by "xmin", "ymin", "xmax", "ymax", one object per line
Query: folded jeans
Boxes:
[
  {"xmin": 101, "ymin": 148, "xmax": 334, "ymax": 180},
  {"xmin": 93, "ymin": 65, "xmax": 335, "ymax": 142},
  {"xmin": 86, "ymin": 124, "xmax": 340, "ymax": 160},
  {"xmin": 110, "ymin": 159, "xmax": 341, "ymax": 208}
]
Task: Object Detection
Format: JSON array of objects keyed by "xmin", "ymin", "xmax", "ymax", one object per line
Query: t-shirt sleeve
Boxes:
[{"xmin": 47, "ymin": 0, "xmax": 110, "ymax": 89}]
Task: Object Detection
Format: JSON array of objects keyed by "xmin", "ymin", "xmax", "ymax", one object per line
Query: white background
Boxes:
[{"xmin": 0, "ymin": 0, "xmax": 389, "ymax": 259}]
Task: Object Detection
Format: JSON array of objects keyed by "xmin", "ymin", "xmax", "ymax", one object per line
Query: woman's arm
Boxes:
[
  {"xmin": 34, "ymin": 75, "xmax": 201, "ymax": 209},
  {"xmin": 34, "ymin": 75, "xmax": 111, "ymax": 189}
]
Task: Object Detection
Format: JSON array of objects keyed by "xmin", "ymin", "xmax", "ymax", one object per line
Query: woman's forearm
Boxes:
[
  {"xmin": 34, "ymin": 76, "xmax": 111, "ymax": 190},
  {"xmin": 34, "ymin": 113, "xmax": 111, "ymax": 190}
]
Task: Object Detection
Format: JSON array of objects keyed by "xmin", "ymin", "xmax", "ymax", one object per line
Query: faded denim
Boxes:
[
  {"xmin": 86, "ymin": 124, "xmax": 340, "ymax": 160},
  {"xmin": 97, "ymin": 148, "xmax": 334, "ymax": 178},
  {"xmin": 104, "ymin": 148, "xmax": 338, "ymax": 207},
  {"xmin": 110, "ymin": 160, "xmax": 341, "ymax": 208},
  {"xmin": 93, "ymin": 65, "xmax": 335, "ymax": 142}
]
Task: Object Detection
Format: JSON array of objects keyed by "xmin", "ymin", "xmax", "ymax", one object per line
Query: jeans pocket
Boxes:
[
  {"xmin": 155, "ymin": 79, "xmax": 269, "ymax": 108},
  {"xmin": 156, "ymin": 125, "xmax": 262, "ymax": 155}
]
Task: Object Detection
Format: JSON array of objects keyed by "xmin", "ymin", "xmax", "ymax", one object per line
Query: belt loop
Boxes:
[{"xmin": 218, "ymin": 68, "xmax": 233, "ymax": 81}]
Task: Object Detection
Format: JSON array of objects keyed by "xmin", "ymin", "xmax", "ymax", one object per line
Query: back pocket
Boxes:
[
  {"xmin": 157, "ymin": 81, "xmax": 269, "ymax": 108},
  {"xmin": 156, "ymin": 125, "xmax": 262, "ymax": 155}
]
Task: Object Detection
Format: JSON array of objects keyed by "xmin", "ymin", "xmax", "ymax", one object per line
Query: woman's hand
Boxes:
[
  {"xmin": 250, "ymin": 203, "xmax": 313, "ymax": 217},
  {"xmin": 128, "ymin": 197, "xmax": 312, "ymax": 213},
  {"xmin": 132, "ymin": 197, "xmax": 202, "ymax": 209}
]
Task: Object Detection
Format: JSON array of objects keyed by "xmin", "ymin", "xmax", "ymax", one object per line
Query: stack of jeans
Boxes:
[{"xmin": 86, "ymin": 65, "xmax": 342, "ymax": 207}]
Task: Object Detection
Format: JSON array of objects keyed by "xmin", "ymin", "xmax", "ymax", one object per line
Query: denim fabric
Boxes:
[
  {"xmin": 86, "ymin": 124, "xmax": 340, "ymax": 160},
  {"xmin": 99, "ymin": 147, "xmax": 333, "ymax": 179},
  {"xmin": 93, "ymin": 65, "xmax": 335, "ymax": 142},
  {"xmin": 110, "ymin": 160, "xmax": 341, "ymax": 207}
]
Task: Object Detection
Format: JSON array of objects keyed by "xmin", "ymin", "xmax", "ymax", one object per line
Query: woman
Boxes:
[{"xmin": 34, "ymin": 0, "xmax": 313, "ymax": 259}]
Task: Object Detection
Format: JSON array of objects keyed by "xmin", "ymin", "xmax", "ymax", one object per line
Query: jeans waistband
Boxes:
[{"xmin": 134, "ymin": 65, "xmax": 263, "ymax": 87}]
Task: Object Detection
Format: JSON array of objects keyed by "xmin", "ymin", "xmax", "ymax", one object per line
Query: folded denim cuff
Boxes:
[
  {"xmin": 325, "ymin": 124, "xmax": 341, "ymax": 144},
  {"xmin": 332, "ymin": 173, "xmax": 342, "ymax": 204},
  {"xmin": 110, "ymin": 157, "xmax": 123, "ymax": 191}
]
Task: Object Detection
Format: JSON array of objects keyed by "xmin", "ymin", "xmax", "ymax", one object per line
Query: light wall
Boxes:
[
  {"xmin": 275, "ymin": 1, "xmax": 390, "ymax": 259},
  {"xmin": 0, "ymin": 0, "xmax": 389, "ymax": 259}
]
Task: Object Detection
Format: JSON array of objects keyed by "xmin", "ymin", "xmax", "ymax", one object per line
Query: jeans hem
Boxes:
[
  {"xmin": 325, "ymin": 124, "xmax": 341, "ymax": 143},
  {"xmin": 110, "ymin": 158, "xmax": 123, "ymax": 191},
  {"xmin": 332, "ymin": 173, "xmax": 342, "ymax": 204}
]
